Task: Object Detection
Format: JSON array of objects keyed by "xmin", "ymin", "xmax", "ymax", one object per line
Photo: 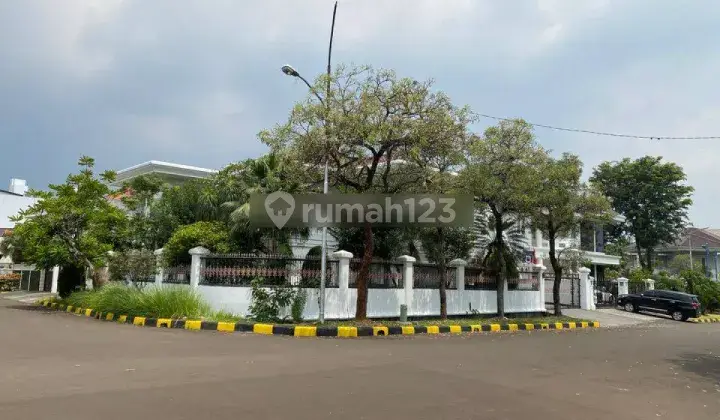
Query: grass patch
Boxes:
[
  {"xmin": 300, "ymin": 315, "xmax": 587, "ymax": 327},
  {"xmin": 58, "ymin": 283, "xmax": 242, "ymax": 321}
]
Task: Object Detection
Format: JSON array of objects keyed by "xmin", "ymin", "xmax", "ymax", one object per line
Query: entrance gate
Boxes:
[
  {"xmin": 592, "ymin": 279, "xmax": 618, "ymax": 307},
  {"xmin": 544, "ymin": 273, "xmax": 581, "ymax": 308}
]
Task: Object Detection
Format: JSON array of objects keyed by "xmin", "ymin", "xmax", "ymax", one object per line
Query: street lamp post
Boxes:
[{"xmin": 280, "ymin": 2, "xmax": 338, "ymax": 324}]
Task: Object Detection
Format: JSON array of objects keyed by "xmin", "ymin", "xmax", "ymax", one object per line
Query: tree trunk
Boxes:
[
  {"xmin": 493, "ymin": 208, "xmax": 505, "ymax": 319},
  {"xmin": 645, "ymin": 247, "xmax": 654, "ymax": 273},
  {"xmin": 437, "ymin": 227, "xmax": 447, "ymax": 320},
  {"xmin": 547, "ymin": 228, "xmax": 562, "ymax": 316},
  {"xmin": 547, "ymin": 226, "xmax": 563, "ymax": 316},
  {"xmin": 635, "ymin": 240, "xmax": 646, "ymax": 271},
  {"xmin": 355, "ymin": 222, "xmax": 373, "ymax": 320}
]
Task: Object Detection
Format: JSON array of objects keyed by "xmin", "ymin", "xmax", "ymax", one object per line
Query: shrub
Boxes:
[
  {"xmin": 248, "ymin": 278, "xmax": 297, "ymax": 322},
  {"xmin": 163, "ymin": 221, "xmax": 231, "ymax": 266},
  {"xmin": 291, "ymin": 288, "xmax": 307, "ymax": 322},
  {"xmin": 60, "ymin": 283, "xmax": 212, "ymax": 319},
  {"xmin": 656, "ymin": 273, "xmax": 686, "ymax": 292},
  {"xmin": 108, "ymin": 249, "xmax": 157, "ymax": 282},
  {"xmin": 681, "ymin": 271, "xmax": 720, "ymax": 314}
]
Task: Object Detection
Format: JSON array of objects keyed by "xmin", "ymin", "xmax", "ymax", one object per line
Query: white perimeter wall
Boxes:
[{"xmin": 195, "ymin": 286, "xmax": 544, "ymax": 320}]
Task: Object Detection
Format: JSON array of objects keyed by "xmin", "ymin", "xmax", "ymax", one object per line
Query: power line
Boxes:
[{"xmin": 477, "ymin": 113, "xmax": 720, "ymax": 140}]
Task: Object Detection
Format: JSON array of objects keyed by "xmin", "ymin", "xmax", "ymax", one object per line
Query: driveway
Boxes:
[
  {"xmin": 564, "ymin": 307, "xmax": 664, "ymax": 327},
  {"xmin": 1, "ymin": 298, "xmax": 719, "ymax": 420}
]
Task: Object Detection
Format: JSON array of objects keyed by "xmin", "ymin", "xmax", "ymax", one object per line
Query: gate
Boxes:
[
  {"xmin": 593, "ymin": 279, "xmax": 618, "ymax": 308},
  {"xmin": 544, "ymin": 273, "xmax": 581, "ymax": 308}
]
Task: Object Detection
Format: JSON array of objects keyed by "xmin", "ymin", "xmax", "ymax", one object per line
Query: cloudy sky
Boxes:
[{"xmin": 1, "ymin": 0, "xmax": 718, "ymax": 225}]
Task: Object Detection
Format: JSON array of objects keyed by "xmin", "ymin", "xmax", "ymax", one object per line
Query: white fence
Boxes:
[{"xmin": 147, "ymin": 247, "xmax": 558, "ymax": 320}]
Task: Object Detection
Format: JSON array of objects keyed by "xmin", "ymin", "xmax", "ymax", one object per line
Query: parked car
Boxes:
[{"xmin": 617, "ymin": 289, "xmax": 701, "ymax": 321}]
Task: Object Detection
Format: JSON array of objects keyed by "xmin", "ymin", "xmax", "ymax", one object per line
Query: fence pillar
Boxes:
[
  {"xmin": 449, "ymin": 259, "xmax": 467, "ymax": 291},
  {"xmin": 535, "ymin": 264, "xmax": 547, "ymax": 311},
  {"xmin": 50, "ymin": 266, "xmax": 59, "ymax": 294},
  {"xmin": 189, "ymin": 247, "xmax": 210, "ymax": 288},
  {"xmin": 617, "ymin": 277, "xmax": 629, "ymax": 296},
  {"xmin": 154, "ymin": 248, "xmax": 164, "ymax": 286},
  {"xmin": 645, "ymin": 278, "xmax": 655, "ymax": 290},
  {"xmin": 578, "ymin": 267, "xmax": 594, "ymax": 310},
  {"xmin": 398, "ymin": 255, "xmax": 416, "ymax": 314},
  {"xmin": 331, "ymin": 250, "xmax": 353, "ymax": 290}
]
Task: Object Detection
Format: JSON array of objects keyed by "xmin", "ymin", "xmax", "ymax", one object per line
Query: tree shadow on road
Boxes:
[{"xmin": 669, "ymin": 352, "xmax": 720, "ymax": 383}]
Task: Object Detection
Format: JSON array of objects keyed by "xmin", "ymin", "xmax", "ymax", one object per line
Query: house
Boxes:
[
  {"xmin": 0, "ymin": 179, "xmax": 53, "ymax": 291},
  {"xmin": 627, "ymin": 227, "xmax": 720, "ymax": 280},
  {"xmin": 111, "ymin": 160, "xmax": 625, "ymax": 275},
  {"xmin": 110, "ymin": 160, "xmax": 338, "ymax": 259}
]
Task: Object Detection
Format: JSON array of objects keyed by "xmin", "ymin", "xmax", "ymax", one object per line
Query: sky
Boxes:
[{"xmin": 1, "ymin": 0, "xmax": 719, "ymax": 225}]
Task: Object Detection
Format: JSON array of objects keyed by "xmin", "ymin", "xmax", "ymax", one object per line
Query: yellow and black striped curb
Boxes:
[
  {"xmin": 36, "ymin": 299, "xmax": 600, "ymax": 337},
  {"xmin": 689, "ymin": 315, "xmax": 720, "ymax": 323}
]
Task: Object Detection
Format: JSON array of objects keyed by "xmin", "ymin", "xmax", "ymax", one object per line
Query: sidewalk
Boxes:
[
  {"xmin": 563, "ymin": 308, "xmax": 663, "ymax": 327},
  {"xmin": 0, "ymin": 291, "xmax": 56, "ymax": 304}
]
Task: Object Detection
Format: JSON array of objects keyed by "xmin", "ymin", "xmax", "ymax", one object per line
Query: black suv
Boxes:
[{"xmin": 617, "ymin": 289, "xmax": 701, "ymax": 321}]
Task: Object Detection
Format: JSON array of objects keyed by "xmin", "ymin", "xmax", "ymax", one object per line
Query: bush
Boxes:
[
  {"xmin": 655, "ymin": 273, "xmax": 686, "ymax": 292},
  {"xmin": 61, "ymin": 283, "xmax": 212, "ymax": 319},
  {"xmin": 248, "ymin": 278, "xmax": 298, "ymax": 322},
  {"xmin": 291, "ymin": 289, "xmax": 307, "ymax": 322},
  {"xmin": 163, "ymin": 221, "xmax": 231, "ymax": 266},
  {"xmin": 108, "ymin": 249, "xmax": 157, "ymax": 282},
  {"xmin": 681, "ymin": 271, "xmax": 720, "ymax": 314}
]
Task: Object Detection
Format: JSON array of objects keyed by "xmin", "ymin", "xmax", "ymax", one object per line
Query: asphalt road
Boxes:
[{"xmin": 1, "ymin": 298, "xmax": 719, "ymax": 420}]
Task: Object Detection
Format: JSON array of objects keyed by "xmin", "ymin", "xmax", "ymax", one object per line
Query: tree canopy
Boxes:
[
  {"xmin": 459, "ymin": 119, "xmax": 547, "ymax": 318},
  {"xmin": 530, "ymin": 153, "xmax": 611, "ymax": 315},
  {"xmin": 6, "ymin": 156, "xmax": 128, "ymax": 291},
  {"xmin": 261, "ymin": 64, "xmax": 474, "ymax": 319},
  {"xmin": 590, "ymin": 156, "xmax": 693, "ymax": 272}
]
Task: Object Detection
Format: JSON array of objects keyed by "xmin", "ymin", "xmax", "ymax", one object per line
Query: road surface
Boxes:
[{"xmin": 1, "ymin": 298, "xmax": 719, "ymax": 420}]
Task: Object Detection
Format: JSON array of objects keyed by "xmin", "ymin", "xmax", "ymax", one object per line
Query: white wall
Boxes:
[
  {"xmin": 195, "ymin": 285, "xmax": 544, "ymax": 320},
  {"xmin": 0, "ymin": 192, "xmax": 36, "ymax": 229}
]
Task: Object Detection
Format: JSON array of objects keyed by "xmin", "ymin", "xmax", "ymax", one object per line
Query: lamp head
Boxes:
[{"xmin": 281, "ymin": 65, "xmax": 299, "ymax": 77}]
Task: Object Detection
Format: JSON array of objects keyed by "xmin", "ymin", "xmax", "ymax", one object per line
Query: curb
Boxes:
[
  {"xmin": 689, "ymin": 315, "xmax": 720, "ymax": 323},
  {"xmin": 36, "ymin": 299, "xmax": 601, "ymax": 337}
]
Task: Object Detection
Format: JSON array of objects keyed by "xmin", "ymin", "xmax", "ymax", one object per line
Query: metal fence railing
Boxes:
[
  {"xmin": 464, "ymin": 266, "xmax": 497, "ymax": 290},
  {"xmin": 199, "ymin": 254, "xmax": 338, "ymax": 288},
  {"xmin": 413, "ymin": 263, "xmax": 456, "ymax": 289},
  {"xmin": 163, "ymin": 265, "xmax": 191, "ymax": 285},
  {"xmin": 508, "ymin": 270, "xmax": 540, "ymax": 291},
  {"xmin": 348, "ymin": 259, "xmax": 404, "ymax": 289}
]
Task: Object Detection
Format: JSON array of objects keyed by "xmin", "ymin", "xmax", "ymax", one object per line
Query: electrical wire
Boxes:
[{"xmin": 477, "ymin": 113, "xmax": 720, "ymax": 140}]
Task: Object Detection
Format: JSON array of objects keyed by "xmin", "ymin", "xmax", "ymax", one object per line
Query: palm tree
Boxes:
[
  {"xmin": 471, "ymin": 207, "xmax": 527, "ymax": 281},
  {"xmin": 219, "ymin": 153, "xmax": 308, "ymax": 254}
]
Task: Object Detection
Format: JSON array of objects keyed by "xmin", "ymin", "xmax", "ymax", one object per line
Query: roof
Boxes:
[
  {"xmin": 0, "ymin": 189, "xmax": 23, "ymax": 197},
  {"xmin": 112, "ymin": 160, "xmax": 218, "ymax": 186}
]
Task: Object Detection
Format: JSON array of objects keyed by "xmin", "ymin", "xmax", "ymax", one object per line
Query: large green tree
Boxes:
[
  {"xmin": 261, "ymin": 64, "xmax": 473, "ymax": 319},
  {"xmin": 459, "ymin": 119, "xmax": 547, "ymax": 318},
  {"xmin": 590, "ymin": 156, "xmax": 693, "ymax": 272},
  {"xmin": 7, "ymin": 156, "xmax": 129, "ymax": 294},
  {"xmin": 530, "ymin": 153, "xmax": 612, "ymax": 315}
]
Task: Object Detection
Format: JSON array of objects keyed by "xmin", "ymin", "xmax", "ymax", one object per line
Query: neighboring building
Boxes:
[
  {"xmin": 628, "ymin": 227, "xmax": 720, "ymax": 280},
  {"xmin": 0, "ymin": 178, "xmax": 50, "ymax": 291}
]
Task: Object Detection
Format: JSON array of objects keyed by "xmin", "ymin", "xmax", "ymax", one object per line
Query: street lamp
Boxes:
[{"xmin": 280, "ymin": 1, "xmax": 338, "ymax": 324}]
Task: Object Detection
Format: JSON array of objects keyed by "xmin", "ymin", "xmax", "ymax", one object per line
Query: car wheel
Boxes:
[
  {"xmin": 624, "ymin": 302, "xmax": 635, "ymax": 312},
  {"xmin": 671, "ymin": 311, "xmax": 687, "ymax": 322}
]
